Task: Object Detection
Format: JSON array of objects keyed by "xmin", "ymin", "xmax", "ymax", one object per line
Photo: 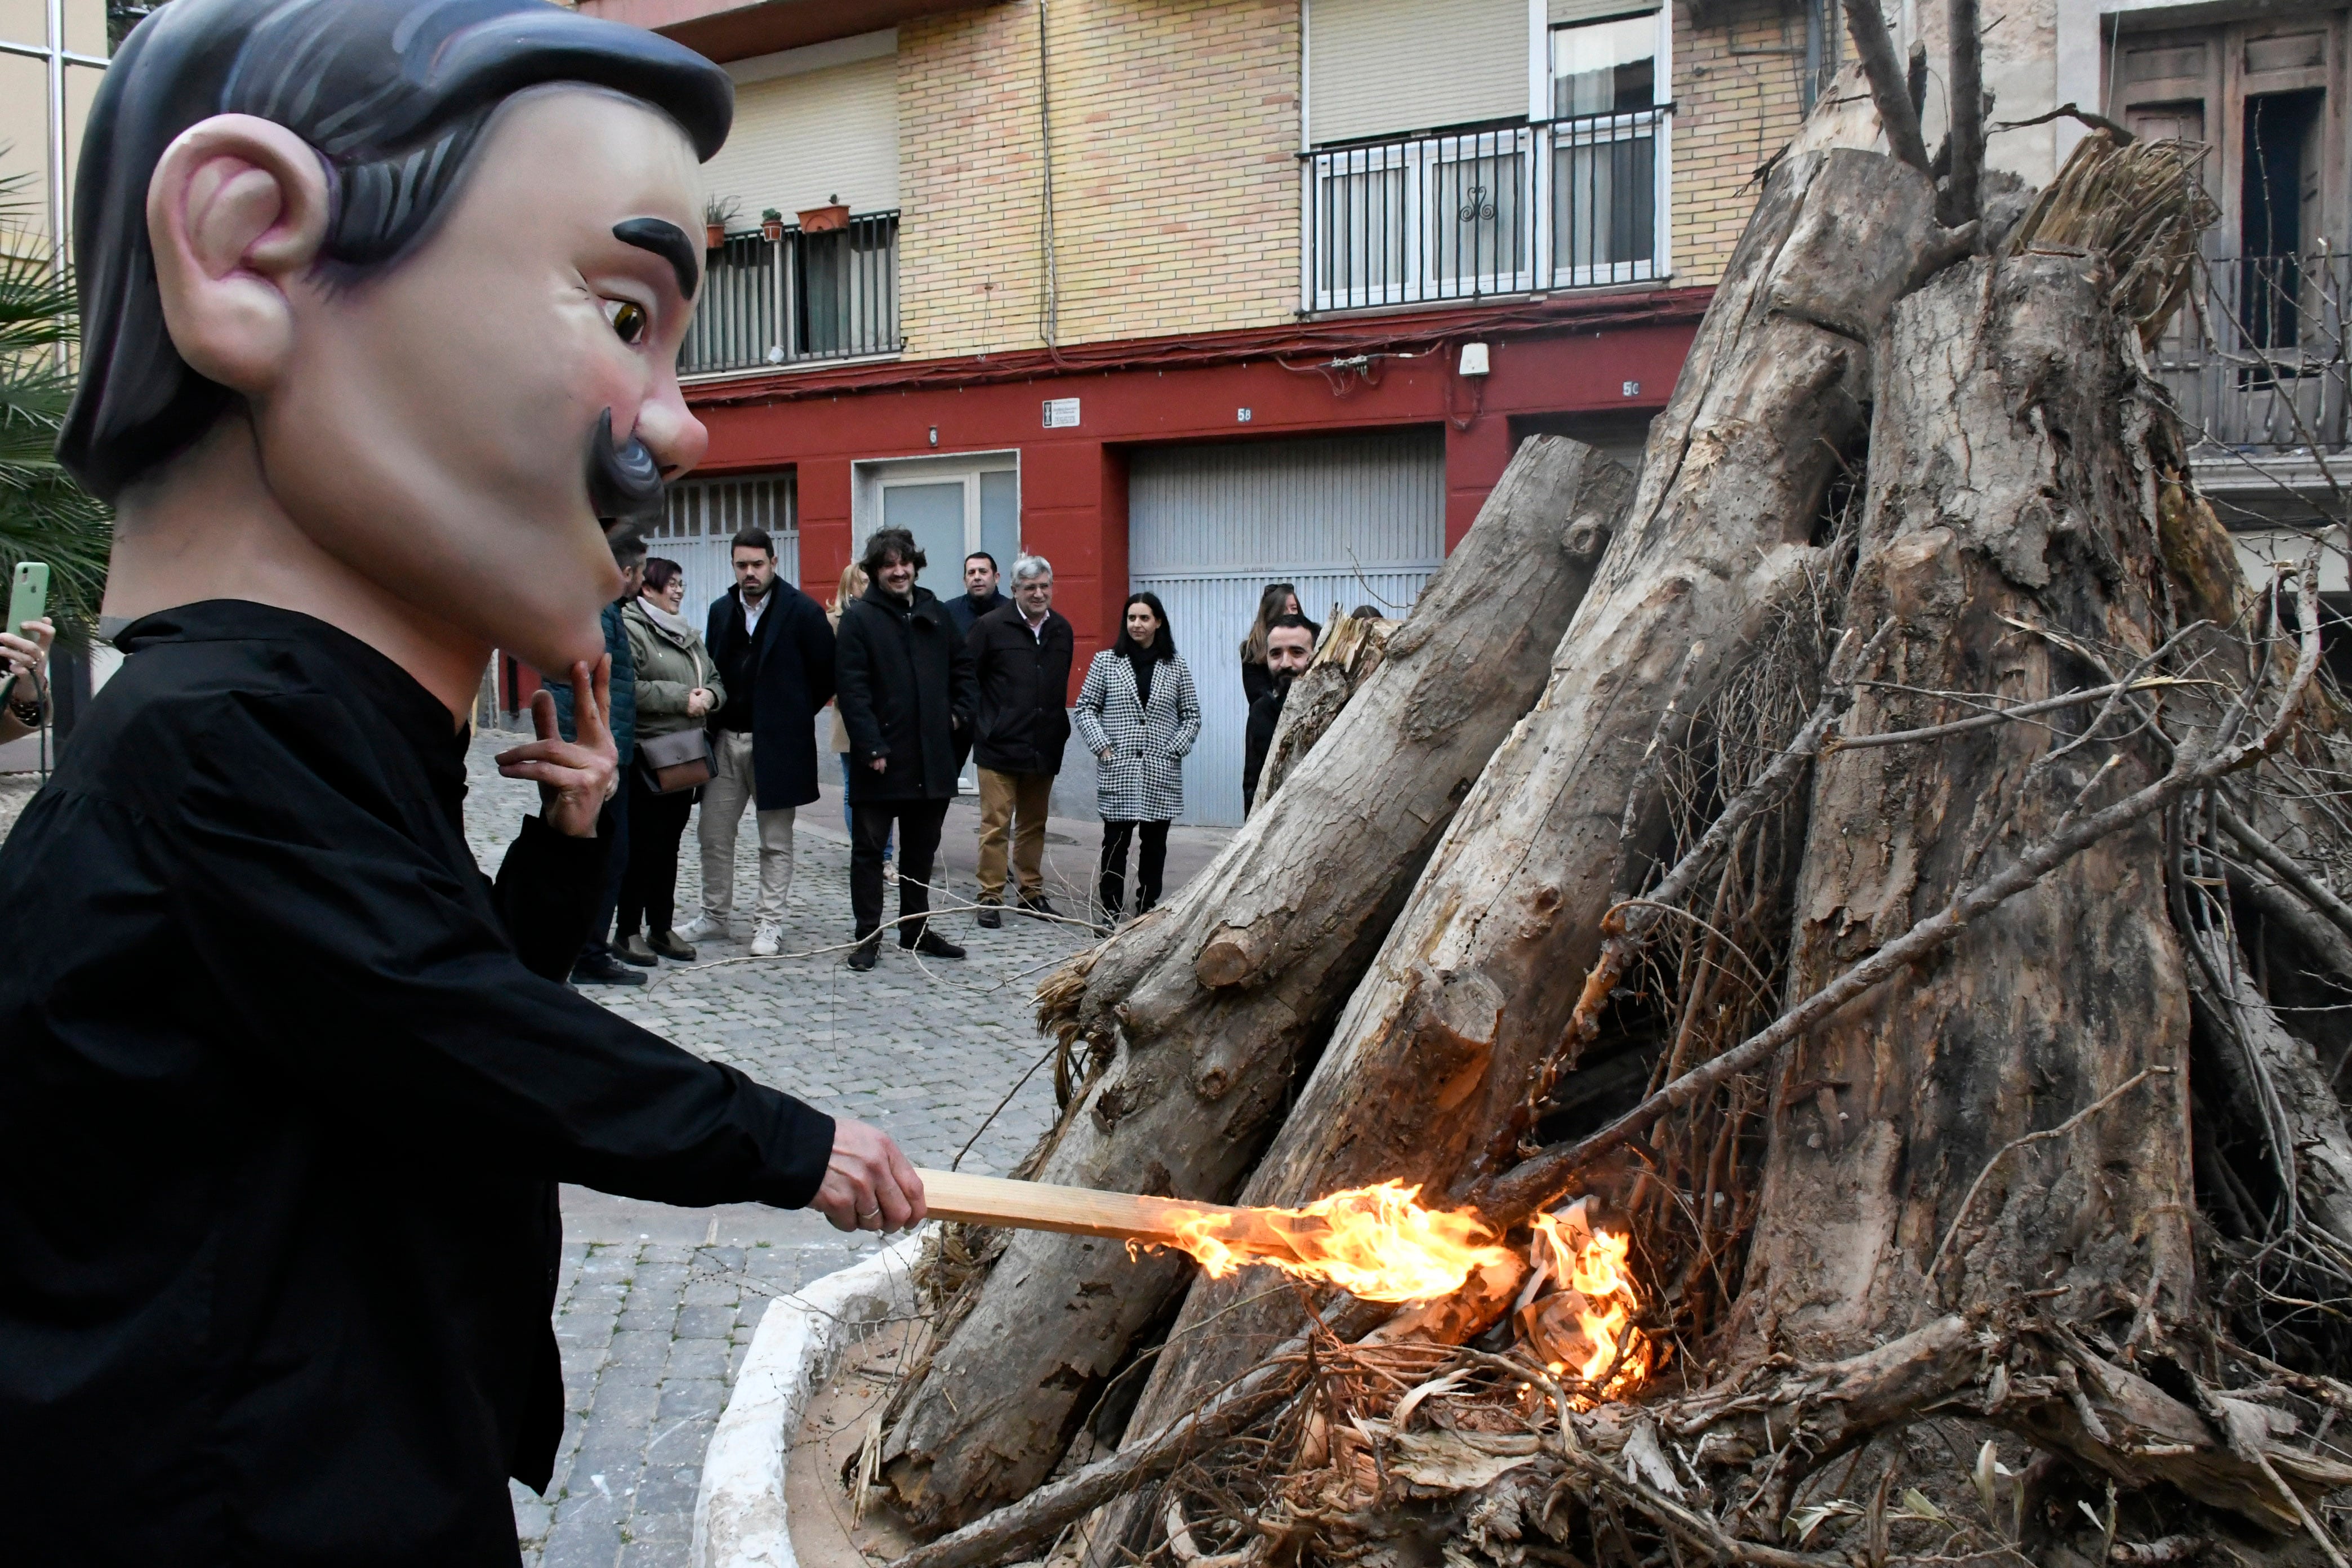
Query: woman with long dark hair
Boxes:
[{"xmin": 1073, "ymin": 591, "xmax": 1201, "ymax": 928}]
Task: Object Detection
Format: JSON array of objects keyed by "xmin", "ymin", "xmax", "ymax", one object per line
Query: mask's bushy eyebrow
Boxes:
[{"xmin": 612, "ymin": 218, "xmax": 697, "ymax": 301}]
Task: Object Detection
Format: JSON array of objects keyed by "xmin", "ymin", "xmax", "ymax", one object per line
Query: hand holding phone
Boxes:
[{"xmin": 2, "ymin": 562, "xmax": 52, "ymax": 713}]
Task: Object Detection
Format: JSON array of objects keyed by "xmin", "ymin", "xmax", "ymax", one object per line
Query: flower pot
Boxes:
[
  {"xmin": 705, "ymin": 222, "xmax": 728, "ymax": 251},
  {"xmin": 759, "ymin": 217, "xmax": 785, "ymax": 242},
  {"xmin": 797, "ymin": 203, "xmax": 849, "ymax": 235}
]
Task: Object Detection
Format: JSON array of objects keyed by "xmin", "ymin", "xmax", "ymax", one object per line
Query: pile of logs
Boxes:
[{"xmin": 867, "ymin": 16, "xmax": 2352, "ymax": 1568}]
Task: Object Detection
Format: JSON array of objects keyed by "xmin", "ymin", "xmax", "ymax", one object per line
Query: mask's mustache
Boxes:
[{"xmin": 587, "ymin": 408, "xmax": 666, "ymax": 541}]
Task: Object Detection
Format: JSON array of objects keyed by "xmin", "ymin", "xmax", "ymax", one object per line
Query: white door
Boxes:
[{"xmin": 1128, "ymin": 429, "xmax": 1446, "ymax": 827}]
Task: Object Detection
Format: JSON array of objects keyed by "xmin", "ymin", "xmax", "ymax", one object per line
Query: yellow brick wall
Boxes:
[
  {"xmin": 897, "ymin": 0, "xmax": 1300, "ymax": 360},
  {"xmin": 1669, "ymin": 0, "xmax": 1811, "ymax": 286}
]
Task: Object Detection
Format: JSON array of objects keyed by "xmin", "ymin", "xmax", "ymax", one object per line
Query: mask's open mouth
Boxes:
[{"xmin": 586, "ymin": 408, "xmax": 665, "ymax": 543}]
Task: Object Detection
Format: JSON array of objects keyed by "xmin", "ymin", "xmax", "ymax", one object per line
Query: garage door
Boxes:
[
  {"xmin": 648, "ymin": 471, "xmax": 799, "ymax": 630},
  {"xmin": 1129, "ymin": 430, "xmax": 1446, "ymax": 826}
]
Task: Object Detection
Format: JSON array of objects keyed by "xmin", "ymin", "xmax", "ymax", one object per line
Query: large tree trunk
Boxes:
[
  {"xmin": 879, "ymin": 435, "xmax": 1633, "ymax": 1534},
  {"xmin": 1734, "ymin": 252, "xmax": 2200, "ymax": 1357},
  {"xmin": 1091, "ymin": 145, "xmax": 1945, "ymax": 1553}
]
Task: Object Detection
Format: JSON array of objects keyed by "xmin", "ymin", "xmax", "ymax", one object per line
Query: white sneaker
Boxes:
[
  {"xmin": 675, "ymin": 914, "xmax": 729, "ymax": 943},
  {"xmin": 750, "ymin": 923, "xmax": 783, "ymax": 957}
]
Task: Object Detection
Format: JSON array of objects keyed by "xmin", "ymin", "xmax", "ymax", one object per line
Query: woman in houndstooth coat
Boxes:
[{"xmin": 1072, "ymin": 591, "xmax": 1200, "ymax": 925}]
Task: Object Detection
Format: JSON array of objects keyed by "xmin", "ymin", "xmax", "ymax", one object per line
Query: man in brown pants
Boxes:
[{"xmin": 966, "ymin": 555, "xmax": 1075, "ymax": 926}]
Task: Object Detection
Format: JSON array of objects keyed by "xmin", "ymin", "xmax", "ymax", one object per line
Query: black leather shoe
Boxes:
[
  {"xmin": 1017, "ymin": 894, "xmax": 1058, "ymax": 920},
  {"xmin": 975, "ymin": 901, "xmax": 1003, "ymax": 929},
  {"xmin": 615, "ymin": 934, "xmax": 658, "ymax": 967},
  {"xmin": 648, "ymin": 929, "xmax": 697, "ymax": 962},
  {"xmin": 571, "ymin": 950, "xmax": 648, "ymax": 987},
  {"xmin": 906, "ymin": 930, "xmax": 966, "ymax": 960},
  {"xmin": 847, "ymin": 934, "xmax": 881, "ymax": 972}
]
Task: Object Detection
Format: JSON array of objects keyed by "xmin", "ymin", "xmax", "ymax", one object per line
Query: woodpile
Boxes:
[{"xmin": 865, "ymin": 14, "xmax": 2352, "ymax": 1568}]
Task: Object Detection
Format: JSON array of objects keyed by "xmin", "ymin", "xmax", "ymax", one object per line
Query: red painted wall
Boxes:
[{"xmin": 688, "ymin": 323, "xmax": 1696, "ymax": 684}]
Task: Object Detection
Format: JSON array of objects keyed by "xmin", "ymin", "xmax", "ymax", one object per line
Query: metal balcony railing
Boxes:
[
  {"xmin": 683, "ymin": 211, "xmax": 901, "ymax": 376},
  {"xmin": 2153, "ymin": 252, "xmax": 2352, "ymax": 453},
  {"xmin": 1303, "ymin": 110, "xmax": 1668, "ymax": 313}
]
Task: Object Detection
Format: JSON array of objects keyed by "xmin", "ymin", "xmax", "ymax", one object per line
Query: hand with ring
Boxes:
[{"xmin": 813, "ymin": 1116, "xmax": 925, "ymax": 1233}]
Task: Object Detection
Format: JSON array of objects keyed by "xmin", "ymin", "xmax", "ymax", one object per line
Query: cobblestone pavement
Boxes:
[{"xmin": 451, "ymin": 735, "xmax": 1230, "ymax": 1568}]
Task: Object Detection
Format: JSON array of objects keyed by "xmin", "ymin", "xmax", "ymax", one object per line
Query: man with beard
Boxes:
[
  {"xmin": 1242, "ymin": 613, "xmax": 1317, "ymax": 816},
  {"xmin": 0, "ymin": 1, "xmax": 922, "ymax": 1562}
]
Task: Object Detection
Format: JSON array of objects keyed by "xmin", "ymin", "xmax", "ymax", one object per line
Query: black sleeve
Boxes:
[
  {"xmin": 161, "ymin": 693, "xmax": 836, "ymax": 1209},
  {"xmin": 949, "ymin": 613, "xmax": 980, "ymax": 734},
  {"xmin": 798, "ymin": 596, "xmax": 837, "ymax": 715},
  {"xmin": 1244, "ymin": 694, "xmax": 1277, "ymax": 803},
  {"xmin": 490, "ymin": 812, "xmax": 612, "ymax": 982},
  {"xmin": 835, "ymin": 609, "xmax": 884, "ymax": 764}
]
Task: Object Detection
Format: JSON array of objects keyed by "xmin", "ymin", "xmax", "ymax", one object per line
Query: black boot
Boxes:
[
  {"xmin": 847, "ymin": 932, "xmax": 881, "ymax": 972},
  {"xmin": 907, "ymin": 930, "xmax": 966, "ymax": 960}
]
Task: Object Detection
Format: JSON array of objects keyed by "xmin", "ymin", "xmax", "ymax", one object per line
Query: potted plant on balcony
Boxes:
[
  {"xmin": 759, "ymin": 207, "xmax": 785, "ymax": 243},
  {"xmin": 798, "ymin": 194, "xmax": 849, "ymax": 234},
  {"xmin": 703, "ymin": 195, "xmax": 738, "ymax": 252}
]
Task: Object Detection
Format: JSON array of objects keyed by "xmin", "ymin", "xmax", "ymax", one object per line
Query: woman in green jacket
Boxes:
[{"xmin": 618, "ymin": 559, "xmax": 724, "ymax": 964}]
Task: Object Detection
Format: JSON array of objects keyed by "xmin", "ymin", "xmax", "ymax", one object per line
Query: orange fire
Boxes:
[
  {"xmin": 1520, "ymin": 1199, "xmax": 1653, "ymax": 1395},
  {"xmin": 1160, "ymin": 1179, "xmax": 1517, "ymax": 1303}
]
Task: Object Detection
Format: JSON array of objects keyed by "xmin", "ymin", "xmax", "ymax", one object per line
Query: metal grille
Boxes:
[
  {"xmin": 683, "ymin": 213, "xmax": 901, "ymax": 377},
  {"xmin": 648, "ymin": 473, "xmax": 800, "ymax": 627},
  {"xmin": 2153, "ymin": 253, "xmax": 2352, "ymax": 452},
  {"xmin": 1304, "ymin": 112, "xmax": 1665, "ymax": 311}
]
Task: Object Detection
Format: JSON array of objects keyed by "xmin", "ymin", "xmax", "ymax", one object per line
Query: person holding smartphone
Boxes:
[{"xmin": 0, "ymin": 616, "xmax": 52, "ymax": 745}]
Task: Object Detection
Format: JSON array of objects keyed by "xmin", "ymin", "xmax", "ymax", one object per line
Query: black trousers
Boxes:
[
  {"xmin": 578, "ymin": 792, "xmax": 630, "ymax": 959},
  {"xmin": 852, "ymin": 798, "xmax": 950, "ymax": 943},
  {"xmin": 618, "ymin": 768, "xmax": 697, "ymax": 939},
  {"xmin": 1098, "ymin": 818, "xmax": 1169, "ymax": 919}
]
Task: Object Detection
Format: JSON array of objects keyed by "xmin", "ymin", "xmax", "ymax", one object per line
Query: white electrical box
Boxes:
[
  {"xmin": 1458, "ymin": 342, "xmax": 1491, "ymax": 376},
  {"xmin": 1042, "ymin": 397, "xmax": 1081, "ymax": 429}
]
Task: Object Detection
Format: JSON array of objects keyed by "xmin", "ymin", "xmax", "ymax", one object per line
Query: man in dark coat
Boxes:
[
  {"xmin": 967, "ymin": 554, "xmax": 1073, "ymax": 926},
  {"xmin": 943, "ymin": 551, "xmax": 1008, "ymax": 776},
  {"xmin": 1243, "ymin": 614, "xmax": 1317, "ymax": 816},
  {"xmin": 0, "ymin": 4, "xmax": 925, "ymax": 1562},
  {"xmin": 682, "ymin": 524, "xmax": 836, "ymax": 957},
  {"xmin": 835, "ymin": 527, "xmax": 978, "ymax": 970}
]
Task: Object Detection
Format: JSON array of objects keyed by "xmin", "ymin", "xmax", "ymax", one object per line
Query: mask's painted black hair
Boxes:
[{"xmin": 59, "ymin": 0, "xmax": 733, "ymax": 502}]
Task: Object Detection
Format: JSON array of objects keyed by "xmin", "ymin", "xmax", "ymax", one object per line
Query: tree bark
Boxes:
[
  {"xmin": 1091, "ymin": 146, "xmax": 1944, "ymax": 1561},
  {"xmin": 879, "ymin": 435, "xmax": 1633, "ymax": 1534},
  {"xmin": 1734, "ymin": 252, "xmax": 2199, "ymax": 1359}
]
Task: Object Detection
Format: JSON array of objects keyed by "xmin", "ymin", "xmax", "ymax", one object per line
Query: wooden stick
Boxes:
[{"xmin": 917, "ymin": 1169, "xmax": 1297, "ymax": 1256}]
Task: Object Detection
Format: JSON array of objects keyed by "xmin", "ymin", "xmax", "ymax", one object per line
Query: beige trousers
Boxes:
[{"xmin": 697, "ymin": 730, "xmax": 796, "ymax": 925}]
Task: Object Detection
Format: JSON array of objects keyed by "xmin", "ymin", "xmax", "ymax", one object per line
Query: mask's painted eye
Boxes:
[{"xmin": 609, "ymin": 300, "xmax": 648, "ymax": 345}]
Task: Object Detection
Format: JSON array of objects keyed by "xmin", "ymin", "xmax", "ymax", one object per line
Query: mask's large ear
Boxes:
[{"xmin": 146, "ymin": 114, "xmax": 329, "ymax": 397}]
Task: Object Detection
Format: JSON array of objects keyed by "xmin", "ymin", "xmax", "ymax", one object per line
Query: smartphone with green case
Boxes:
[{"xmin": 1, "ymin": 562, "xmax": 50, "ymax": 711}]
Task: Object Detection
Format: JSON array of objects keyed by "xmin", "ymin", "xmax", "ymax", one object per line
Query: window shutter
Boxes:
[
  {"xmin": 1550, "ymin": 0, "xmax": 1660, "ymax": 21},
  {"xmin": 701, "ymin": 52, "xmax": 901, "ymax": 220},
  {"xmin": 1308, "ymin": 0, "xmax": 1530, "ymax": 145}
]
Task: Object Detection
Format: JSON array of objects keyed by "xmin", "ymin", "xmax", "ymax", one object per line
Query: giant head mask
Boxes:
[{"xmin": 61, "ymin": 0, "xmax": 732, "ymax": 675}]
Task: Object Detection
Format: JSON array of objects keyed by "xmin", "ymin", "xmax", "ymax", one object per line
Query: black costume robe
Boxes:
[{"xmin": 0, "ymin": 602, "xmax": 834, "ymax": 1566}]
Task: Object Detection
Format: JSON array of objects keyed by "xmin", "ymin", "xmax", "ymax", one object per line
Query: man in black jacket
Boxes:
[
  {"xmin": 968, "ymin": 554, "xmax": 1073, "ymax": 926},
  {"xmin": 685, "ymin": 525, "xmax": 836, "ymax": 957},
  {"xmin": 835, "ymin": 527, "xmax": 978, "ymax": 970},
  {"xmin": 1243, "ymin": 614, "xmax": 1318, "ymax": 815},
  {"xmin": 1, "ymin": 4, "xmax": 923, "ymax": 1562}
]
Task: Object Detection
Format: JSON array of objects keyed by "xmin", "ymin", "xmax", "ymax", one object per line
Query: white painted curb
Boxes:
[{"xmin": 693, "ymin": 1232, "xmax": 926, "ymax": 1568}]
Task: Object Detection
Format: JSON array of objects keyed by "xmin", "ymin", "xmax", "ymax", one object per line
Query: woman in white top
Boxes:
[{"xmin": 1071, "ymin": 591, "xmax": 1200, "ymax": 926}]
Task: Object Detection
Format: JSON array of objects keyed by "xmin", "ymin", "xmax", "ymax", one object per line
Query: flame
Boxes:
[
  {"xmin": 1522, "ymin": 1200, "xmax": 1653, "ymax": 1396},
  {"xmin": 1160, "ymin": 1179, "xmax": 1517, "ymax": 1303}
]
